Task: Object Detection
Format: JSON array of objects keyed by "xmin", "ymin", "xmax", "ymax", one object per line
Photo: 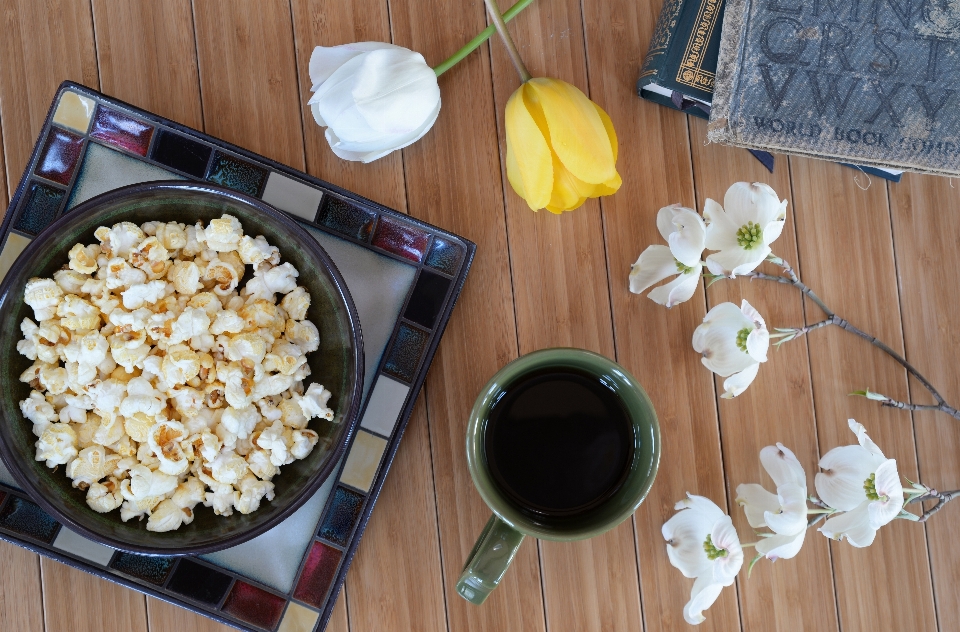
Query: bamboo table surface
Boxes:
[{"xmin": 0, "ymin": 1, "xmax": 958, "ymax": 631}]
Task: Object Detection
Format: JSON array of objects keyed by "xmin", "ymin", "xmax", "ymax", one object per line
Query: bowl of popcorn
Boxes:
[{"xmin": 0, "ymin": 181, "xmax": 363, "ymax": 554}]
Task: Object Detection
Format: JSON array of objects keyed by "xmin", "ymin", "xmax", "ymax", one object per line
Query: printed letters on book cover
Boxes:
[{"xmin": 708, "ymin": 0, "xmax": 960, "ymax": 177}]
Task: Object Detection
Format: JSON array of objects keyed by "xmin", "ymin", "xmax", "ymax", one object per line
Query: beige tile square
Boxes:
[
  {"xmin": 340, "ymin": 431, "xmax": 387, "ymax": 492},
  {"xmin": 0, "ymin": 232, "xmax": 31, "ymax": 282},
  {"xmin": 53, "ymin": 91, "xmax": 95, "ymax": 133},
  {"xmin": 262, "ymin": 172, "xmax": 323, "ymax": 221},
  {"xmin": 278, "ymin": 602, "xmax": 319, "ymax": 632}
]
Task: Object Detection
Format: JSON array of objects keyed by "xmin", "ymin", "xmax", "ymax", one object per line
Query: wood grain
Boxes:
[
  {"xmin": 0, "ymin": 116, "xmax": 8, "ymax": 204},
  {"xmin": 790, "ymin": 158, "xmax": 937, "ymax": 632},
  {"xmin": 485, "ymin": 1, "xmax": 642, "ymax": 631},
  {"xmin": 91, "ymin": 0, "xmax": 203, "ymax": 129},
  {"xmin": 290, "ymin": 0, "xmax": 407, "ymax": 211},
  {"xmin": 40, "ymin": 558, "xmax": 147, "ymax": 632},
  {"xmin": 0, "ymin": 541, "xmax": 44, "ymax": 632},
  {"xmin": 887, "ymin": 174, "xmax": 960, "ymax": 631},
  {"xmin": 327, "ymin": 591, "xmax": 350, "ymax": 632},
  {"xmin": 385, "ymin": 0, "xmax": 546, "ymax": 629},
  {"xmin": 0, "ymin": 0, "xmax": 99, "ymax": 189},
  {"xmin": 192, "ymin": 0, "xmax": 305, "ymax": 169},
  {"xmin": 146, "ymin": 597, "xmax": 233, "ymax": 632},
  {"xmin": 344, "ymin": 397, "xmax": 447, "ymax": 632},
  {"xmin": 689, "ymin": 118, "xmax": 840, "ymax": 632}
]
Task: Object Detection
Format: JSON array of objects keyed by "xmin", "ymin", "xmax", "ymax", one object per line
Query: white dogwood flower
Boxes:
[
  {"xmin": 629, "ymin": 205, "xmax": 706, "ymax": 307},
  {"xmin": 736, "ymin": 443, "xmax": 808, "ymax": 560},
  {"xmin": 662, "ymin": 494, "xmax": 743, "ymax": 625},
  {"xmin": 692, "ymin": 300, "xmax": 769, "ymax": 398},
  {"xmin": 815, "ymin": 420, "xmax": 904, "ymax": 548},
  {"xmin": 703, "ymin": 182, "xmax": 786, "ymax": 278}
]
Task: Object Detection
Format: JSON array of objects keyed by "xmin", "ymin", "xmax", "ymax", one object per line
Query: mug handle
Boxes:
[{"xmin": 456, "ymin": 514, "xmax": 525, "ymax": 605}]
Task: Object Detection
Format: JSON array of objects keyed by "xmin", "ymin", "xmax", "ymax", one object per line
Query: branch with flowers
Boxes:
[
  {"xmin": 630, "ymin": 182, "xmax": 960, "ymax": 624},
  {"xmin": 629, "ymin": 181, "xmax": 959, "ymax": 417}
]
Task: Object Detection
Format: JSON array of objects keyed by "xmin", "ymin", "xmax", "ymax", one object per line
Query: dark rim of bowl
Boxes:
[{"xmin": 0, "ymin": 181, "xmax": 365, "ymax": 555}]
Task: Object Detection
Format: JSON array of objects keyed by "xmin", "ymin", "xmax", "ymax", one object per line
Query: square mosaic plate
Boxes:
[{"xmin": 0, "ymin": 82, "xmax": 474, "ymax": 632}]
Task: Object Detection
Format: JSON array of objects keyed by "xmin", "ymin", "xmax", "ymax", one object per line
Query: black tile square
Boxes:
[
  {"xmin": 110, "ymin": 552, "xmax": 176, "ymax": 586},
  {"xmin": 166, "ymin": 558, "xmax": 233, "ymax": 605},
  {"xmin": 150, "ymin": 130, "xmax": 212, "ymax": 177},
  {"xmin": 403, "ymin": 270, "xmax": 451, "ymax": 330},
  {"xmin": 15, "ymin": 182, "xmax": 65, "ymax": 235},
  {"xmin": 0, "ymin": 496, "xmax": 60, "ymax": 543},
  {"xmin": 382, "ymin": 324, "xmax": 429, "ymax": 383}
]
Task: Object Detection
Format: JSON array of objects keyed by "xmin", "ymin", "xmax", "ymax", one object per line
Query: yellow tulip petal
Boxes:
[
  {"xmin": 550, "ymin": 153, "xmax": 600, "ymax": 211},
  {"xmin": 505, "ymin": 87, "xmax": 552, "ymax": 210},
  {"xmin": 595, "ymin": 170, "xmax": 622, "ymax": 196},
  {"xmin": 593, "ymin": 102, "xmax": 619, "ymax": 163},
  {"xmin": 546, "ymin": 197, "xmax": 588, "ymax": 214},
  {"xmin": 526, "ymin": 78, "xmax": 615, "ymax": 185},
  {"xmin": 505, "ymin": 141, "xmax": 528, "ymax": 203}
]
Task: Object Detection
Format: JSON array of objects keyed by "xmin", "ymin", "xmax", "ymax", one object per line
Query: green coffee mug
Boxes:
[{"xmin": 457, "ymin": 348, "xmax": 660, "ymax": 605}]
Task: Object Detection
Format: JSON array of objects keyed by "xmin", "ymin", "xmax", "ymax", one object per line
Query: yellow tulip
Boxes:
[{"xmin": 505, "ymin": 78, "xmax": 621, "ymax": 214}]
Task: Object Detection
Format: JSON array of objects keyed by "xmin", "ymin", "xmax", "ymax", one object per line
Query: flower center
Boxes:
[
  {"xmin": 863, "ymin": 473, "xmax": 888, "ymax": 502},
  {"xmin": 702, "ymin": 534, "xmax": 728, "ymax": 560},
  {"xmin": 736, "ymin": 221, "xmax": 763, "ymax": 249},
  {"xmin": 736, "ymin": 327, "xmax": 752, "ymax": 353},
  {"xmin": 675, "ymin": 258, "xmax": 696, "ymax": 275}
]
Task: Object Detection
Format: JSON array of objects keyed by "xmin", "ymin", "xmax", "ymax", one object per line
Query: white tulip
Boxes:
[
  {"xmin": 629, "ymin": 205, "xmax": 705, "ymax": 307},
  {"xmin": 736, "ymin": 443, "xmax": 808, "ymax": 560},
  {"xmin": 703, "ymin": 182, "xmax": 787, "ymax": 278},
  {"xmin": 308, "ymin": 42, "xmax": 441, "ymax": 163},
  {"xmin": 692, "ymin": 300, "xmax": 769, "ymax": 398},
  {"xmin": 815, "ymin": 420, "xmax": 904, "ymax": 548},
  {"xmin": 662, "ymin": 494, "xmax": 743, "ymax": 625}
]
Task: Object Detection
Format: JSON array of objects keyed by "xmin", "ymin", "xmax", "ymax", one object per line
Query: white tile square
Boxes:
[
  {"xmin": 0, "ymin": 232, "xmax": 31, "ymax": 282},
  {"xmin": 360, "ymin": 376, "xmax": 410, "ymax": 437},
  {"xmin": 262, "ymin": 172, "xmax": 323, "ymax": 221},
  {"xmin": 0, "ymin": 458, "xmax": 19, "ymax": 490},
  {"xmin": 53, "ymin": 527, "xmax": 115, "ymax": 566}
]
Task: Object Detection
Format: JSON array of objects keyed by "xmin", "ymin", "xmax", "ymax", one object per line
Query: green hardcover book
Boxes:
[{"xmin": 637, "ymin": 0, "xmax": 725, "ymax": 120}]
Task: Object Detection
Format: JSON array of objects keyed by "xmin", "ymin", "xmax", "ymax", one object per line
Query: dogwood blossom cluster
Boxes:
[
  {"xmin": 17, "ymin": 215, "xmax": 335, "ymax": 532},
  {"xmin": 664, "ymin": 421, "xmax": 914, "ymax": 625}
]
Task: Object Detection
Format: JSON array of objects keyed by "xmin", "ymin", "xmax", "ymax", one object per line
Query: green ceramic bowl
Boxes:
[{"xmin": 0, "ymin": 182, "xmax": 363, "ymax": 555}]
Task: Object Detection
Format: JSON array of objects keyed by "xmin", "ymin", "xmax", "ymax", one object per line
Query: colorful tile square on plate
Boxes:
[{"xmin": 0, "ymin": 82, "xmax": 474, "ymax": 632}]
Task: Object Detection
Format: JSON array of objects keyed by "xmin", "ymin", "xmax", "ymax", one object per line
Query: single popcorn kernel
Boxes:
[{"xmin": 17, "ymin": 214, "xmax": 334, "ymax": 532}]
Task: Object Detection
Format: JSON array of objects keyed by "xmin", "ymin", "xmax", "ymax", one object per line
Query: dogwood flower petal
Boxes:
[
  {"xmin": 815, "ymin": 444, "xmax": 881, "ymax": 511},
  {"xmin": 648, "ymin": 267, "xmax": 703, "ymax": 308},
  {"xmin": 756, "ymin": 529, "xmax": 806, "ymax": 561},
  {"xmin": 736, "ymin": 483, "xmax": 780, "ymax": 528},
  {"xmin": 819, "ymin": 501, "xmax": 876, "ymax": 547},
  {"xmin": 692, "ymin": 302, "xmax": 756, "ymax": 376},
  {"xmin": 868, "ymin": 459, "xmax": 904, "ymax": 528},
  {"xmin": 662, "ymin": 494, "xmax": 724, "ymax": 579},
  {"xmin": 683, "ymin": 575, "xmax": 725, "ymax": 626},
  {"xmin": 703, "ymin": 182, "xmax": 787, "ymax": 277},
  {"xmin": 659, "ymin": 205, "xmax": 706, "ymax": 267}
]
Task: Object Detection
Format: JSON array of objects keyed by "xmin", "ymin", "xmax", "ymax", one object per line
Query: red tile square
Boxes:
[
  {"xmin": 293, "ymin": 541, "xmax": 342, "ymax": 608},
  {"xmin": 221, "ymin": 581, "xmax": 286, "ymax": 630},
  {"xmin": 35, "ymin": 128, "xmax": 84, "ymax": 185},
  {"xmin": 371, "ymin": 216, "xmax": 429, "ymax": 262},
  {"xmin": 90, "ymin": 106, "xmax": 154, "ymax": 156}
]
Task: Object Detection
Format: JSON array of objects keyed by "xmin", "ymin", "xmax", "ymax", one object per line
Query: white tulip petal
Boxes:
[
  {"xmin": 662, "ymin": 494, "xmax": 725, "ymax": 579},
  {"xmin": 721, "ymin": 362, "xmax": 760, "ymax": 398},
  {"xmin": 327, "ymin": 96, "xmax": 441, "ymax": 162},
  {"xmin": 710, "ymin": 516, "xmax": 744, "ymax": 582},
  {"xmin": 705, "ymin": 246, "xmax": 770, "ymax": 278},
  {"xmin": 723, "ymin": 182, "xmax": 784, "ymax": 228},
  {"xmin": 819, "ymin": 502, "xmax": 876, "ymax": 547},
  {"xmin": 353, "ymin": 49, "xmax": 440, "ymax": 133},
  {"xmin": 311, "ymin": 55, "xmax": 367, "ymax": 122},
  {"xmin": 735, "ymin": 483, "xmax": 780, "ymax": 528},
  {"xmin": 648, "ymin": 267, "xmax": 702, "ymax": 308},
  {"xmin": 764, "ymin": 483, "xmax": 808, "ymax": 535},
  {"xmin": 629, "ymin": 245, "xmax": 679, "ymax": 295},
  {"xmin": 310, "ymin": 101, "xmax": 327, "ymax": 127},
  {"xmin": 756, "ymin": 529, "xmax": 806, "ymax": 560},
  {"xmin": 683, "ymin": 576, "xmax": 725, "ymax": 626},
  {"xmin": 665, "ymin": 207, "xmax": 707, "ymax": 267},
  {"xmin": 759, "ymin": 443, "xmax": 805, "ymax": 489},
  {"xmin": 309, "ymin": 42, "xmax": 400, "ymax": 88},
  {"xmin": 868, "ymin": 459, "xmax": 904, "ymax": 528},
  {"xmin": 848, "ymin": 419, "xmax": 884, "ymax": 457},
  {"xmin": 816, "ymin": 445, "xmax": 883, "ymax": 511}
]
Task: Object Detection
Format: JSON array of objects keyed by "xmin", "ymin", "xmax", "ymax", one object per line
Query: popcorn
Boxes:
[{"xmin": 18, "ymin": 214, "xmax": 328, "ymax": 531}]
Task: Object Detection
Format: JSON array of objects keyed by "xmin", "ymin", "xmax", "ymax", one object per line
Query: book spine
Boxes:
[{"xmin": 637, "ymin": 0, "xmax": 686, "ymax": 94}]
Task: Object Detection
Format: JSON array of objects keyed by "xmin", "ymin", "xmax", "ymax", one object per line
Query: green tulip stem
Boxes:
[
  {"xmin": 484, "ymin": 0, "xmax": 533, "ymax": 82},
  {"xmin": 433, "ymin": 0, "xmax": 535, "ymax": 77}
]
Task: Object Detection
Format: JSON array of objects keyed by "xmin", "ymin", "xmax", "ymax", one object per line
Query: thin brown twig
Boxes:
[{"xmin": 906, "ymin": 489, "xmax": 960, "ymax": 522}]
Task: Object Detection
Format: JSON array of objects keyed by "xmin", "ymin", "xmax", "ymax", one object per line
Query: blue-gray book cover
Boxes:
[{"xmin": 708, "ymin": 0, "xmax": 960, "ymax": 177}]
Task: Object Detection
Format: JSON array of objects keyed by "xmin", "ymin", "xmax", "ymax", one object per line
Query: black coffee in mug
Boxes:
[{"xmin": 484, "ymin": 367, "xmax": 635, "ymax": 519}]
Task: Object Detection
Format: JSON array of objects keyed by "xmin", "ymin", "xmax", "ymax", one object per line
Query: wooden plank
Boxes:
[
  {"xmin": 384, "ymin": 0, "xmax": 547, "ymax": 629},
  {"xmin": 0, "ymin": 541, "xmax": 44, "ymax": 632},
  {"xmin": 327, "ymin": 591, "xmax": 350, "ymax": 632},
  {"xmin": 40, "ymin": 558, "xmax": 147, "ymax": 632},
  {"xmin": 192, "ymin": 0, "xmax": 305, "ymax": 169},
  {"xmin": 90, "ymin": 0, "xmax": 203, "ymax": 129},
  {"xmin": 290, "ymin": 0, "xmax": 407, "ymax": 211},
  {"xmin": 887, "ymin": 173, "xmax": 960, "ymax": 630},
  {"xmin": 579, "ymin": 0, "xmax": 740, "ymax": 629},
  {"xmin": 484, "ymin": 1, "xmax": 642, "ymax": 631},
  {"xmin": 688, "ymin": 118, "xmax": 840, "ymax": 631},
  {"xmin": 0, "ymin": 117, "xmax": 8, "ymax": 203},
  {"xmin": 789, "ymin": 159, "xmax": 937, "ymax": 632},
  {"xmin": 0, "ymin": 0, "xmax": 99, "ymax": 189},
  {"xmin": 343, "ymin": 397, "xmax": 446, "ymax": 632},
  {"xmin": 146, "ymin": 597, "xmax": 233, "ymax": 632}
]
